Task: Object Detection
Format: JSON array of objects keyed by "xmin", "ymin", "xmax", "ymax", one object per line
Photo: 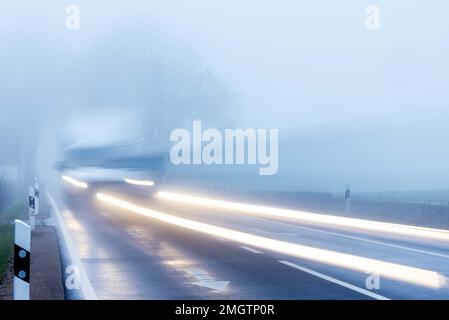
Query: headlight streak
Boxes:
[
  {"xmin": 123, "ymin": 178, "xmax": 155, "ymax": 186},
  {"xmin": 97, "ymin": 192, "xmax": 446, "ymax": 288},
  {"xmin": 62, "ymin": 175, "xmax": 88, "ymax": 189},
  {"xmin": 156, "ymin": 191, "xmax": 449, "ymax": 242}
]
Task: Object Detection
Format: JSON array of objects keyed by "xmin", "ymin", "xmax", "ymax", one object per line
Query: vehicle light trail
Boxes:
[
  {"xmin": 62, "ymin": 175, "xmax": 88, "ymax": 189},
  {"xmin": 156, "ymin": 191, "xmax": 449, "ymax": 242},
  {"xmin": 97, "ymin": 192, "xmax": 446, "ymax": 288},
  {"xmin": 123, "ymin": 178, "xmax": 155, "ymax": 186}
]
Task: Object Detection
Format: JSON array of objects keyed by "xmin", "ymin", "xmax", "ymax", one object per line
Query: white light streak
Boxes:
[
  {"xmin": 123, "ymin": 178, "xmax": 154, "ymax": 186},
  {"xmin": 156, "ymin": 191, "xmax": 449, "ymax": 242},
  {"xmin": 62, "ymin": 175, "xmax": 88, "ymax": 189},
  {"xmin": 97, "ymin": 192, "xmax": 446, "ymax": 288}
]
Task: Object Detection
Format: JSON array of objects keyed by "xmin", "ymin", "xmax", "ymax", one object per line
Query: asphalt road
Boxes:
[{"xmin": 47, "ymin": 180, "xmax": 449, "ymax": 300}]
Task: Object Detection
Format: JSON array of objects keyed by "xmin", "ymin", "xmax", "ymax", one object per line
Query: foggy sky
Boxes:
[{"xmin": 1, "ymin": 1, "xmax": 449, "ymax": 191}]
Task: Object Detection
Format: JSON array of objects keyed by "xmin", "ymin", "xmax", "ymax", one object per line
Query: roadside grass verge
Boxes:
[
  {"xmin": 1, "ymin": 201, "xmax": 24, "ymax": 222},
  {"xmin": 0, "ymin": 224, "xmax": 14, "ymax": 278}
]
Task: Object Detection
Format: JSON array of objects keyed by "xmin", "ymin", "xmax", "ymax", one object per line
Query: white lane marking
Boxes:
[
  {"xmin": 193, "ymin": 280, "xmax": 229, "ymax": 291},
  {"xmin": 264, "ymin": 218, "xmax": 449, "ymax": 260},
  {"xmin": 279, "ymin": 260, "xmax": 390, "ymax": 300},
  {"xmin": 184, "ymin": 268, "xmax": 229, "ymax": 291},
  {"xmin": 47, "ymin": 191, "xmax": 97, "ymax": 300},
  {"xmin": 240, "ymin": 246, "xmax": 263, "ymax": 254}
]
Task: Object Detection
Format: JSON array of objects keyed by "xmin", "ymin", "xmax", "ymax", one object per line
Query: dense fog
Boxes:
[{"xmin": 1, "ymin": 0, "xmax": 449, "ymax": 193}]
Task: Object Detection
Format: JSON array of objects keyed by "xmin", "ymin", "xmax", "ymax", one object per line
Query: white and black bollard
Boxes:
[
  {"xmin": 28, "ymin": 187, "xmax": 35, "ymax": 231},
  {"xmin": 345, "ymin": 184, "xmax": 351, "ymax": 213},
  {"xmin": 34, "ymin": 179, "xmax": 40, "ymax": 216},
  {"xmin": 13, "ymin": 220, "xmax": 31, "ymax": 300}
]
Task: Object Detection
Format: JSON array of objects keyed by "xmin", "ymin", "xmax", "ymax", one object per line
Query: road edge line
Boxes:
[{"xmin": 47, "ymin": 190, "xmax": 98, "ymax": 300}]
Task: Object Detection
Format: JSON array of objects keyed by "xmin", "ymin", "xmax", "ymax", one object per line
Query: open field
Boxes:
[{"xmin": 0, "ymin": 201, "xmax": 24, "ymax": 223}]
